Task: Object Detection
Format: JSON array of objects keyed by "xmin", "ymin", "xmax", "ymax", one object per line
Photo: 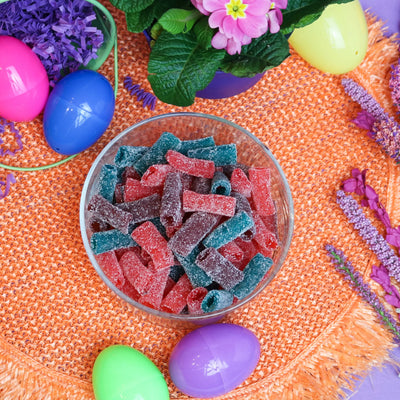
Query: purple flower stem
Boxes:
[
  {"xmin": 326, "ymin": 244, "xmax": 400, "ymax": 341},
  {"xmin": 337, "ymin": 190, "xmax": 400, "ymax": 283}
]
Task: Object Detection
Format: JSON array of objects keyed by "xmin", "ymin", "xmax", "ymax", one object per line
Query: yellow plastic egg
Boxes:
[{"xmin": 288, "ymin": 0, "xmax": 368, "ymax": 74}]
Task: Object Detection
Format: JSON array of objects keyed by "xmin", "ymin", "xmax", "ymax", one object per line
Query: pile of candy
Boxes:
[{"xmin": 86, "ymin": 132, "xmax": 279, "ymax": 315}]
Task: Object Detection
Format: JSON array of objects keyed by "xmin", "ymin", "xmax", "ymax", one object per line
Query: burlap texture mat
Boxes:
[{"xmin": 0, "ymin": 4, "xmax": 399, "ymax": 399}]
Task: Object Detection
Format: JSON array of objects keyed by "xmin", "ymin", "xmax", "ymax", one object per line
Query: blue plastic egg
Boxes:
[
  {"xmin": 169, "ymin": 323, "xmax": 260, "ymax": 398},
  {"xmin": 43, "ymin": 70, "xmax": 115, "ymax": 155}
]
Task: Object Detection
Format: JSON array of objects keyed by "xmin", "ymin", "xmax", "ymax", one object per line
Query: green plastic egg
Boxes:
[
  {"xmin": 92, "ymin": 345, "xmax": 170, "ymax": 400},
  {"xmin": 288, "ymin": 0, "xmax": 368, "ymax": 74}
]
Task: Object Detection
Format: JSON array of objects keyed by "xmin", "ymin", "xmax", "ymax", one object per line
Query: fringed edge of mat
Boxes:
[{"xmin": 0, "ymin": 338, "xmax": 92, "ymax": 400}]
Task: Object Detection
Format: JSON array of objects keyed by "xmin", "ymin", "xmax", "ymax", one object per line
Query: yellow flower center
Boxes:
[{"xmin": 226, "ymin": 0, "xmax": 248, "ymax": 19}]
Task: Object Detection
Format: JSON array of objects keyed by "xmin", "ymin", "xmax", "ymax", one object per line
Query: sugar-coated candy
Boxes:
[
  {"xmin": 119, "ymin": 250, "xmax": 147, "ymax": 287},
  {"xmin": 88, "ymin": 216, "xmax": 110, "ymax": 233},
  {"xmin": 202, "ymin": 210, "xmax": 254, "ymax": 249},
  {"xmin": 168, "ymin": 212, "xmax": 219, "ymax": 257},
  {"xmin": 166, "ymin": 150, "xmax": 215, "ymax": 179},
  {"xmin": 119, "ymin": 280, "xmax": 140, "ymax": 301},
  {"xmin": 179, "ymin": 136, "xmax": 215, "ymax": 155},
  {"xmin": 218, "ymin": 241, "xmax": 244, "ymax": 265},
  {"xmin": 121, "ymin": 166, "xmax": 141, "ymax": 182},
  {"xmin": 230, "ymin": 253, "xmax": 273, "ymax": 299},
  {"xmin": 186, "ymin": 287, "xmax": 208, "ymax": 314},
  {"xmin": 211, "ymin": 170, "xmax": 231, "ymax": 195},
  {"xmin": 169, "ymin": 264, "xmax": 186, "ymax": 282},
  {"xmin": 141, "ymin": 164, "xmax": 174, "ymax": 187},
  {"xmin": 117, "ymin": 193, "xmax": 161, "ymax": 224},
  {"xmin": 231, "ymin": 191, "xmax": 256, "ymax": 241},
  {"xmin": 191, "ymin": 176, "xmax": 211, "ymax": 194},
  {"xmin": 188, "ymin": 144, "xmax": 237, "ymax": 166},
  {"xmin": 182, "ymin": 190, "xmax": 236, "ymax": 217},
  {"xmin": 175, "ymin": 248, "xmax": 213, "ymax": 288},
  {"xmin": 98, "ymin": 164, "xmax": 120, "ymax": 203},
  {"xmin": 123, "ymin": 178, "xmax": 160, "ymax": 202},
  {"xmin": 248, "ymin": 168, "xmax": 275, "ymax": 216},
  {"xmin": 114, "ymin": 145, "xmax": 148, "ymax": 168},
  {"xmin": 134, "ymin": 132, "xmax": 181, "ymax": 175},
  {"xmin": 114, "ymin": 183, "xmax": 125, "ymax": 204},
  {"xmin": 195, "ymin": 247, "xmax": 244, "ymax": 290},
  {"xmin": 131, "ymin": 221, "xmax": 174, "ymax": 271},
  {"xmin": 139, "ymin": 267, "xmax": 170, "ymax": 310},
  {"xmin": 160, "ymin": 172, "xmax": 183, "ymax": 230},
  {"xmin": 179, "ymin": 172, "xmax": 193, "ymax": 191},
  {"xmin": 230, "ymin": 167, "xmax": 252, "ymax": 198},
  {"xmin": 234, "ymin": 237, "xmax": 258, "ymax": 269},
  {"xmin": 160, "ymin": 274, "xmax": 193, "ymax": 314},
  {"xmin": 252, "ymin": 212, "xmax": 278, "ymax": 257},
  {"xmin": 90, "ymin": 229, "xmax": 137, "ymax": 255},
  {"xmin": 88, "ymin": 194, "xmax": 133, "ymax": 235},
  {"xmin": 201, "ymin": 289, "xmax": 234, "ymax": 313},
  {"xmin": 96, "ymin": 251, "xmax": 125, "ymax": 287}
]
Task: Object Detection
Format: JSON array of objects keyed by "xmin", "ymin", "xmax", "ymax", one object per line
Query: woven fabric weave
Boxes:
[{"xmin": 0, "ymin": 4, "xmax": 399, "ymax": 399}]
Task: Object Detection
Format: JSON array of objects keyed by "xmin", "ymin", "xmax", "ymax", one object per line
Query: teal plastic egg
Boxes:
[
  {"xmin": 92, "ymin": 345, "xmax": 170, "ymax": 400},
  {"xmin": 288, "ymin": 0, "xmax": 368, "ymax": 74}
]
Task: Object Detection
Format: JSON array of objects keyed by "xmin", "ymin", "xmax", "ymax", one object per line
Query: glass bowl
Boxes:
[{"xmin": 80, "ymin": 112, "xmax": 294, "ymax": 328}]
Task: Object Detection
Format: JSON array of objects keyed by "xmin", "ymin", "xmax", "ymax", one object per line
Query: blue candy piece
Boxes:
[
  {"xmin": 179, "ymin": 136, "xmax": 215, "ymax": 155},
  {"xmin": 134, "ymin": 131, "xmax": 181, "ymax": 175},
  {"xmin": 187, "ymin": 144, "xmax": 237, "ymax": 166},
  {"xmin": 201, "ymin": 289, "xmax": 234, "ymax": 313},
  {"xmin": 202, "ymin": 211, "xmax": 254, "ymax": 249},
  {"xmin": 90, "ymin": 229, "xmax": 137, "ymax": 255},
  {"xmin": 211, "ymin": 170, "xmax": 231, "ymax": 196},
  {"xmin": 175, "ymin": 248, "xmax": 213, "ymax": 288},
  {"xmin": 98, "ymin": 164, "xmax": 119, "ymax": 203},
  {"xmin": 230, "ymin": 253, "xmax": 273, "ymax": 299},
  {"xmin": 231, "ymin": 191, "xmax": 256, "ymax": 241},
  {"xmin": 114, "ymin": 145, "xmax": 148, "ymax": 168}
]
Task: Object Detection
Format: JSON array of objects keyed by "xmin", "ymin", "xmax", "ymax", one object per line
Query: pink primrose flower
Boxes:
[
  {"xmin": 266, "ymin": 0, "xmax": 287, "ymax": 33},
  {"xmin": 191, "ymin": 0, "xmax": 210, "ymax": 15}
]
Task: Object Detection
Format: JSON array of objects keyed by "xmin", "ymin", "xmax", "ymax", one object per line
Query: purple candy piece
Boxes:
[
  {"xmin": 160, "ymin": 172, "xmax": 183, "ymax": 229},
  {"xmin": 168, "ymin": 212, "xmax": 219, "ymax": 257},
  {"xmin": 195, "ymin": 247, "xmax": 244, "ymax": 290},
  {"xmin": 169, "ymin": 323, "xmax": 261, "ymax": 398},
  {"xmin": 117, "ymin": 193, "xmax": 161, "ymax": 224}
]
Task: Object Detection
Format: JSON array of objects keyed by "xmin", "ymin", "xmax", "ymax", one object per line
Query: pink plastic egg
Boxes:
[{"xmin": 0, "ymin": 36, "xmax": 49, "ymax": 122}]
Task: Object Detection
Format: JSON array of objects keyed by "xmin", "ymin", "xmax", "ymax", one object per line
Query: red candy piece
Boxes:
[
  {"xmin": 182, "ymin": 189, "xmax": 236, "ymax": 217},
  {"xmin": 119, "ymin": 280, "xmax": 140, "ymax": 301},
  {"xmin": 96, "ymin": 251, "xmax": 125, "ymax": 287},
  {"xmin": 121, "ymin": 166, "xmax": 141, "ymax": 182},
  {"xmin": 124, "ymin": 178, "xmax": 160, "ymax": 202},
  {"xmin": 161, "ymin": 274, "xmax": 193, "ymax": 314},
  {"xmin": 252, "ymin": 212, "xmax": 278, "ymax": 256},
  {"xmin": 141, "ymin": 164, "xmax": 175, "ymax": 187},
  {"xmin": 187, "ymin": 287, "xmax": 208, "ymax": 314},
  {"xmin": 131, "ymin": 221, "xmax": 175, "ymax": 270},
  {"xmin": 218, "ymin": 241, "xmax": 244, "ymax": 265},
  {"xmin": 119, "ymin": 250, "xmax": 145, "ymax": 286},
  {"xmin": 230, "ymin": 168, "xmax": 252, "ymax": 198},
  {"xmin": 166, "ymin": 150, "xmax": 215, "ymax": 179},
  {"xmin": 248, "ymin": 167, "xmax": 275, "ymax": 216},
  {"xmin": 139, "ymin": 267, "xmax": 170, "ymax": 310},
  {"xmin": 234, "ymin": 237, "xmax": 258, "ymax": 270}
]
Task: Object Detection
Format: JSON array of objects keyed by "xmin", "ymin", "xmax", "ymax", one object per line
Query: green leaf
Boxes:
[
  {"xmin": 148, "ymin": 31, "xmax": 225, "ymax": 106},
  {"xmin": 193, "ymin": 16, "xmax": 215, "ymax": 49},
  {"xmin": 158, "ymin": 8, "xmax": 201, "ymax": 34},
  {"xmin": 281, "ymin": 0, "xmax": 353, "ymax": 32},
  {"xmin": 220, "ymin": 31, "xmax": 290, "ymax": 77},
  {"xmin": 108, "ymin": 0, "xmax": 155, "ymax": 13}
]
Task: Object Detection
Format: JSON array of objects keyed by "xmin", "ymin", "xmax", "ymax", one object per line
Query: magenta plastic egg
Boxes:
[
  {"xmin": 169, "ymin": 323, "xmax": 260, "ymax": 398},
  {"xmin": 0, "ymin": 36, "xmax": 49, "ymax": 122}
]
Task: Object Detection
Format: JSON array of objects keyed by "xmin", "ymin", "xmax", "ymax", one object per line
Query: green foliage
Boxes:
[{"xmin": 158, "ymin": 8, "xmax": 202, "ymax": 34}]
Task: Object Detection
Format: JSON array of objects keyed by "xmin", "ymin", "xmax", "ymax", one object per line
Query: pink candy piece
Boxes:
[
  {"xmin": 141, "ymin": 164, "xmax": 175, "ymax": 187},
  {"xmin": 124, "ymin": 178, "xmax": 160, "ymax": 202},
  {"xmin": 166, "ymin": 150, "xmax": 215, "ymax": 179},
  {"xmin": 96, "ymin": 251, "xmax": 125, "ymax": 287},
  {"xmin": 139, "ymin": 267, "xmax": 170, "ymax": 310},
  {"xmin": 182, "ymin": 189, "xmax": 236, "ymax": 217},
  {"xmin": 187, "ymin": 287, "xmax": 208, "ymax": 314},
  {"xmin": 161, "ymin": 274, "xmax": 193, "ymax": 314},
  {"xmin": 131, "ymin": 221, "xmax": 175, "ymax": 271},
  {"xmin": 248, "ymin": 167, "xmax": 275, "ymax": 216},
  {"xmin": 231, "ymin": 168, "xmax": 252, "ymax": 198}
]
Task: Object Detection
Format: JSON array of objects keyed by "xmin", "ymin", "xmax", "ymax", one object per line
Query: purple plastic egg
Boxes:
[{"xmin": 169, "ymin": 323, "xmax": 260, "ymax": 398}]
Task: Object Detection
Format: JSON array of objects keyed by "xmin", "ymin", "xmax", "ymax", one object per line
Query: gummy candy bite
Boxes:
[{"xmin": 86, "ymin": 133, "xmax": 279, "ymax": 315}]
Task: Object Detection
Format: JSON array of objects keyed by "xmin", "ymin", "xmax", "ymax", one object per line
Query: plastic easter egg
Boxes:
[
  {"xmin": 169, "ymin": 323, "xmax": 260, "ymax": 398},
  {"xmin": 288, "ymin": 0, "xmax": 368, "ymax": 74},
  {"xmin": 92, "ymin": 345, "xmax": 170, "ymax": 400},
  {"xmin": 43, "ymin": 69, "xmax": 115, "ymax": 155},
  {"xmin": 0, "ymin": 36, "xmax": 49, "ymax": 122}
]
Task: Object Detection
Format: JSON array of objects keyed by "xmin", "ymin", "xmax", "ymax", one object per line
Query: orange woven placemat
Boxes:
[{"xmin": 0, "ymin": 4, "xmax": 399, "ymax": 399}]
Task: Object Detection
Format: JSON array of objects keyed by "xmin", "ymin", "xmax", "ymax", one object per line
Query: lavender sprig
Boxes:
[
  {"xmin": 337, "ymin": 190, "xmax": 400, "ymax": 282},
  {"xmin": 326, "ymin": 244, "xmax": 400, "ymax": 341},
  {"xmin": 342, "ymin": 78, "xmax": 388, "ymax": 121},
  {"xmin": 373, "ymin": 117, "xmax": 400, "ymax": 163}
]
